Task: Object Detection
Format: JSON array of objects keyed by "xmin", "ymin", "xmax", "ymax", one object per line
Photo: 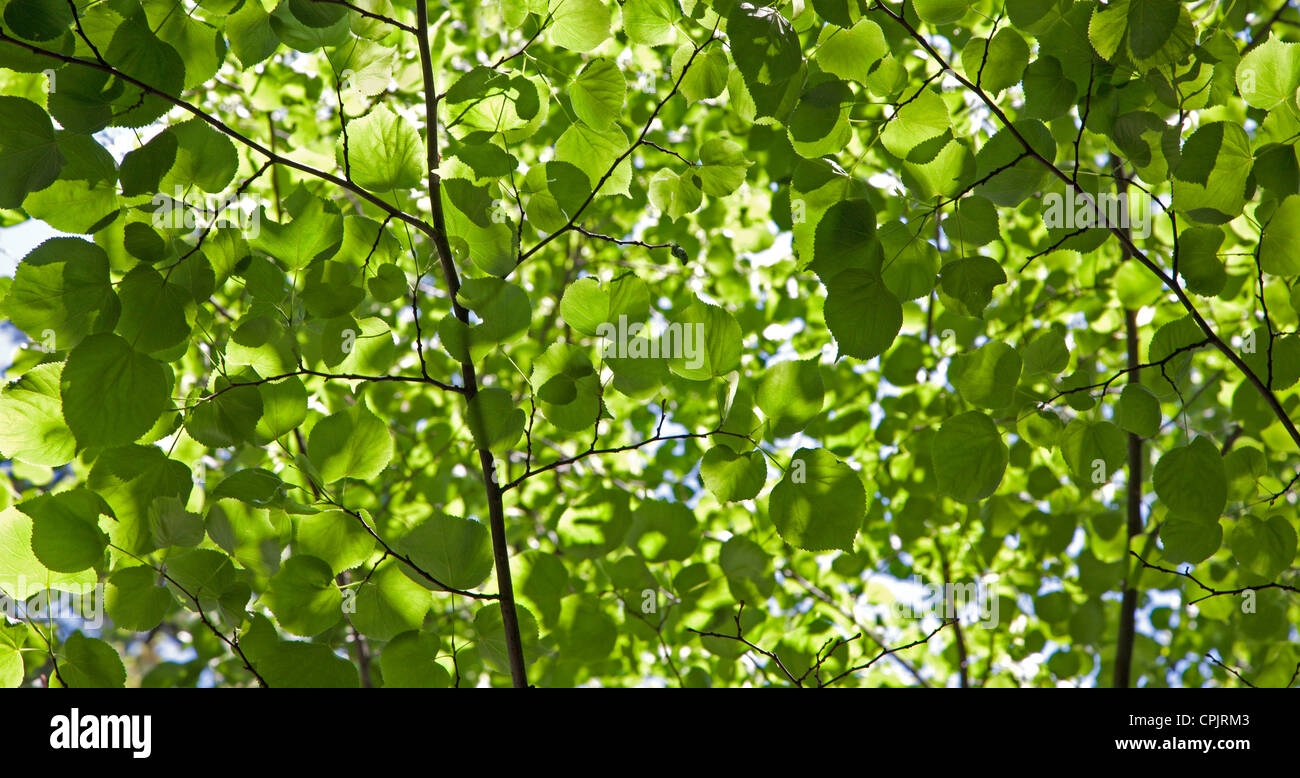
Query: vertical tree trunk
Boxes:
[
  {"xmin": 415, "ymin": 0, "xmax": 528, "ymax": 687},
  {"xmin": 1111, "ymin": 157, "xmax": 1142, "ymax": 689}
]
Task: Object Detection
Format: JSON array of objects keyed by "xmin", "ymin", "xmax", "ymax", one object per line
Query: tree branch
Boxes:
[{"xmin": 415, "ymin": 0, "xmax": 528, "ymax": 688}]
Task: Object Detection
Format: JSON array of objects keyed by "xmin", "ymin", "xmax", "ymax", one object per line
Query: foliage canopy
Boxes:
[{"xmin": 0, "ymin": 0, "xmax": 1298, "ymax": 688}]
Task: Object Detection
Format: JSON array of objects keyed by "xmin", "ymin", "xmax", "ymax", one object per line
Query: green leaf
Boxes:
[
  {"xmin": 1, "ymin": 237, "xmax": 112, "ymax": 349},
  {"xmin": 0, "ymin": 505, "xmax": 96, "ymax": 592},
  {"xmin": 289, "ymin": 0, "xmax": 346, "ymax": 27},
  {"xmin": 467, "ymin": 387, "xmax": 525, "ymax": 455},
  {"xmin": 18, "ymin": 489, "xmax": 110, "ymax": 573},
  {"xmin": 255, "ymin": 376, "xmax": 308, "ymax": 442},
  {"xmin": 522, "ymin": 160, "xmax": 591, "ymax": 231},
  {"xmin": 0, "ymin": 363, "xmax": 76, "ymax": 467},
  {"xmin": 951, "ymin": 341, "xmax": 1021, "ymax": 409},
  {"xmin": 440, "ymin": 275, "xmax": 532, "ymax": 361},
  {"xmin": 227, "ymin": 0, "xmax": 280, "ymax": 67},
  {"xmin": 696, "ymin": 138, "xmax": 750, "ymax": 197},
  {"xmin": 23, "ymin": 178, "xmax": 119, "ymax": 234},
  {"xmin": 3, "ymin": 0, "xmax": 71, "ymax": 40},
  {"xmin": 548, "ymin": 0, "xmax": 609, "ymax": 52},
  {"xmin": 242, "ymin": 614, "xmax": 359, "ymax": 687},
  {"xmin": 105, "ymin": 15, "xmax": 185, "ymax": 126},
  {"xmin": 1172, "ymin": 122, "xmax": 1252, "ymax": 224},
  {"xmin": 555, "ymin": 595, "xmax": 617, "ymax": 662},
  {"xmin": 55, "ymin": 633, "xmax": 125, "ymax": 688},
  {"xmin": 1236, "ymin": 34, "xmax": 1300, "ymax": 110},
  {"xmin": 0, "ymin": 95, "xmax": 63, "ymax": 208},
  {"xmin": 1161, "ymin": 515, "xmax": 1222, "ymax": 565},
  {"xmin": 162, "ymin": 118, "xmax": 238, "ymax": 193},
  {"xmin": 1022, "ymin": 56, "xmax": 1078, "ymax": 120},
  {"xmin": 264, "ymin": 555, "xmax": 343, "ymax": 637},
  {"xmin": 810, "ymin": 198, "xmax": 877, "ymax": 281},
  {"xmin": 555, "ymin": 122, "xmax": 632, "ymax": 196},
  {"xmin": 187, "ymin": 377, "xmax": 264, "ymax": 449},
  {"xmin": 106, "ymin": 566, "xmax": 172, "ymax": 632},
  {"xmin": 699, "ymin": 447, "xmax": 766, "ymax": 502},
  {"xmin": 474, "ymin": 601, "xmax": 542, "ymax": 673},
  {"xmin": 623, "ymin": 0, "xmax": 677, "ymax": 46},
  {"xmin": 1152, "ymin": 437, "xmax": 1227, "ymax": 523},
  {"xmin": 1261, "ymin": 195, "xmax": 1300, "ymax": 276},
  {"xmin": 768, "ymin": 447, "xmax": 864, "ymax": 551},
  {"xmin": 1060, "ymin": 419, "xmax": 1126, "ymax": 487},
  {"xmin": 88, "ymin": 445, "xmax": 192, "ymax": 556},
  {"xmin": 350, "ymin": 559, "xmax": 431, "ymax": 640},
  {"xmin": 396, "ymin": 513, "xmax": 495, "ymax": 590},
  {"xmin": 379, "ymin": 630, "xmax": 451, "ymax": 687},
  {"xmin": 295, "ymin": 510, "xmax": 374, "ymax": 575},
  {"xmin": 343, "ymin": 104, "xmax": 423, "ymax": 192},
  {"xmin": 115, "ymin": 265, "xmax": 192, "ymax": 354},
  {"xmin": 441, "ymin": 179, "xmax": 517, "ymax": 276},
  {"xmin": 913, "ymin": 0, "xmax": 967, "ymax": 25},
  {"xmin": 53, "ymin": 132, "xmax": 114, "ymax": 184},
  {"xmin": 148, "ymin": 496, "xmax": 205, "ymax": 548},
  {"xmin": 1126, "ymin": 0, "xmax": 1179, "ymax": 60},
  {"xmin": 823, "ymin": 269, "xmax": 902, "ymax": 360},
  {"xmin": 165, "ymin": 548, "xmax": 238, "ymax": 601},
  {"xmin": 962, "ymin": 28, "xmax": 1029, "ymax": 93},
  {"xmin": 302, "ymin": 260, "xmax": 364, "ymax": 318},
  {"xmin": 1229, "ymin": 514, "xmax": 1297, "ymax": 582},
  {"xmin": 943, "ymin": 196, "xmax": 1000, "ymax": 246},
  {"xmin": 1022, "ymin": 332, "xmax": 1070, "ymax": 376},
  {"xmin": 756, "ymin": 358, "xmax": 824, "ymax": 435},
  {"xmin": 1115, "ymin": 384, "xmax": 1160, "ymax": 437},
  {"xmin": 668, "ymin": 297, "xmax": 743, "ymax": 380},
  {"xmin": 45, "ymin": 65, "xmax": 119, "ymax": 134},
  {"xmin": 815, "ymin": 20, "xmax": 886, "ymax": 85},
  {"xmin": 252, "ymin": 195, "xmax": 344, "ymax": 270},
  {"xmin": 307, "ymin": 403, "xmax": 394, "ymax": 482},
  {"xmin": 559, "ymin": 277, "xmax": 609, "ymax": 337},
  {"xmin": 0, "ymin": 621, "xmax": 27, "ymax": 688},
  {"xmin": 1178, "ymin": 225, "xmax": 1226, "ymax": 295},
  {"xmin": 720, "ymin": 534, "xmax": 774, "ymax": 603},
  {"xmin": 933, "ymin": 411, "xmax": 1008, "ymax": 502},
  {"xmin": 939, "ymin": 257, "xmax": 1006, "ymax": 318},
  {"xmin": 120, "ymin": 130, "xmax": 177, "ymax": 196},
  {"xmin": 209, "ymin": 467, "xmax": 286, "ymax": 507},
  {"xmin": 530, "ymin": 343, "xmax": 602, "ymax": 430},
  {"xmin": 61, "ymin": 333, "xmax": 169, "ymax": 450},
  {"xmin": 727, "ymin": 3, "xmax": 802, "ymax": 119},
  {"xmin": 570, "ymin": 58, "xmax": 625, "ymax": 128},
  {"xmin": 973, "ymin": 119, "xmax": 1056, "ymax": 206},
  {"xmin": 881, "ymin": 88, "xmax": 950, "ymax": 160}
]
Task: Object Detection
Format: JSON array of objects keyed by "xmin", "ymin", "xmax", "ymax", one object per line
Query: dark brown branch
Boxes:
[
  {"xmin": 501, "ymin": 425, "xmax": 755, "ymax": 491},
  {"xmin": 320, "ymin": 498, "xmax": 500, "ymax": 600},
  {"xmin": 415, "ymin": 0, "xmax": 528, "ymax": 688},
  {"xmin": 820, "ymin": 621, "xmax": 954, "ymax": 688},
  {"xmin": 1206, "ymin": 652, "xmax": 1258, "ymax": 688},
  {"xmin": 1113, "ymin": 156, "xmax": 1142, "ymax": 690},
  {"xmin": 935, "ymin": 538, "xmax": 968, "ymax": 688},
  {"xmin": 573, "ymin": 225, "xmax": 675, "ymax": 251},
  {"xmin": 512, "ymin": 25, "xmax": 721, "ymax": 272},
  {"xmin": 186, "ymin": 368, "xmax": 462, "ymax": 409},
  {"xmin": 308, "ymin": 0, "xmax": 418, "ymax": 34},
  {"xmin": 781, "ymin": 567, "xmax": 932, "ymax": 686},
  {"xmin": 1131, "ymin": 551, "xmax": 1300, "ymax": 604},
  {"xmin": 111, "ymin": 543, "xmax": 268, "ymax": 687}
]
